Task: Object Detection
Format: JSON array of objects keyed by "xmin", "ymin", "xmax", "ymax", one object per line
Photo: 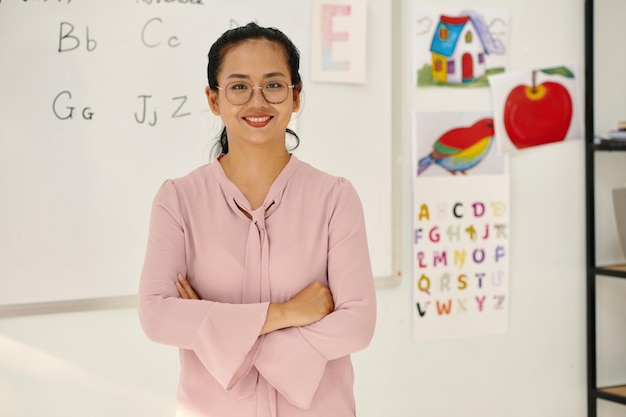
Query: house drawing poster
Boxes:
[
  {"xmin": 412, "ymin": 113, "xmax": 510, "ymax": 342},
  {"xmin": 412, "ymin": 8, "xmax": 509, "ymax": 87},
  {"xmin": 413, "ymin": 111, "xmax": 507, "ymax": 178},
  {"xmin": 488, "ymin": 65, "xmax": 583, "ymax": 154},
  {"xmin": 311, "ymin": 0, "xmax": 367, "ymax": 83}
]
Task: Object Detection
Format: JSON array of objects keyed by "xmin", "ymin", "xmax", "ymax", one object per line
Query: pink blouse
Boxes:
[{"xmin": 138, "ymin": 154, "xmax": 376, "ymax": 417}]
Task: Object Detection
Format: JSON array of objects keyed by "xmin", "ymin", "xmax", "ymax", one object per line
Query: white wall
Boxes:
[
  {"xmin": 2, "ymin": 1, "xmax": 626, "ymax": 417},
  {"xmin": 0, "ymin": 308, "xmax": 178, "ymax": 417}
]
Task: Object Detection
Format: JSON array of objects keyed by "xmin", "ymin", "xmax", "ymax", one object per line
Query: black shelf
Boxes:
[
  {"xmin": 593, "ymin": 265, "xmax": 626, "ymax": 280},
  {"xmin": 589, "ymin": 142, "xmax": 626, "ymax": 152},
  {"xmin": 594, "ymin": 385, "xmax": 626, "ymax": 405},
  {"xmin": 584, "ymin": 0, "xmax": 626, "ymax": 415}
]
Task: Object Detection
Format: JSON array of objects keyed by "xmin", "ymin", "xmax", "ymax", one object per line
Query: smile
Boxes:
[{"xmin": 244, "ymin": 116, "xmax": 272, "ymax": 123}]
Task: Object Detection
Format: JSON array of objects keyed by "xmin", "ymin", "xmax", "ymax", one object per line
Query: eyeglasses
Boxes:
[{"xmin": 216, "ymin": 80, "xmax": 295, "ymax": 105}]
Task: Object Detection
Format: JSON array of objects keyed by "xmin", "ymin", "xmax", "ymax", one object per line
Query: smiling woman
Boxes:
[{"xmin": 137, "ymin": 22, "xmax": 377, "ymax": 417}]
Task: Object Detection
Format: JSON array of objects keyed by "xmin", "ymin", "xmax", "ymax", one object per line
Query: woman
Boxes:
[{"xmin": 138, "ymin": 22, "xmax": 376, "ymax": 417}]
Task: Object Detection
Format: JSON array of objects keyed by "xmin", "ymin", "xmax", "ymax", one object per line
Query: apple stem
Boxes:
[{"xmin": 532, "ymin": 70, "xmax": 537, "ymax": 93}]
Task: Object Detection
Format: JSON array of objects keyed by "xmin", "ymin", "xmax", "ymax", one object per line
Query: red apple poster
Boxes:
[
  {"xmin": 412, "ymin": 7, "xmax": 509, "ymax": 88},
  {"xmin": 413, "ymin": 111, "xmax": 506, "ymax": 178},
  {"xmin": 488, "ymin": 65, "xmax": 583, "ymax": 153},
  {"xmin": 412, "ymin": 175, "xmax": 510, "ymax": 342}
]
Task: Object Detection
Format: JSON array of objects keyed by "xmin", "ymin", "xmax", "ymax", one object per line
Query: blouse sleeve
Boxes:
[
  {"xmin": 254, "ymin": 178, "xmax": 377, "ymax": 409},
  {"xmin": 137, "ymin": 180, "xmax": 269, "ymax": 391}
]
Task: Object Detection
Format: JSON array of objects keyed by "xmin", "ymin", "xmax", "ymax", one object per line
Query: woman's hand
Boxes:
[
  {"xmin": 284, "ymin": 282, "xmax": 334, "ymax": 327},
  {"xmin": 261, "ymin": 282, "xmax": 334, "ymax": 335},
  {"xmin": 176, "ymin": 274, "xmax": 199, "ymax": 300}
]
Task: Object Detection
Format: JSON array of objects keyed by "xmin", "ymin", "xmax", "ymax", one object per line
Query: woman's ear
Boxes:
[
  {"xmin": 292, "ymin": 84, "xmax": 302, "ymax": 113},
  {"xmin": 206, "ymin": 86, "xmax": 220, "ymax": 115}
]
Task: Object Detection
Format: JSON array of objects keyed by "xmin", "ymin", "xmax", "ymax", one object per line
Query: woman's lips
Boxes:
[{"xmin": 243, "ymin": 115, "xmax": 272, "ymax": 127}]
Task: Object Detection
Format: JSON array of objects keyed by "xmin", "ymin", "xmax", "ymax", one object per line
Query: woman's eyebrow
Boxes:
[
  {"xmin": 264, "ymin": 72, "xmax": 287, "ymax": 78},
  {"xmin": 225, "ymin": 73, "xmax": 250, "ymax": 80},
  {"xmin": 225, "ymin": 72, "xmax": 288, "ymax": 80}
]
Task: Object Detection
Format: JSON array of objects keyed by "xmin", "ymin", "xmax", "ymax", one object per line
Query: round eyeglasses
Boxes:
[{"xmin": 216, "ymin": 81, "xmax": 295, "ymax": 105}]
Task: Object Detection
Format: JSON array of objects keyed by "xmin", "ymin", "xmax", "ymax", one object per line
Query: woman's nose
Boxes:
[{"xmin": 249, "ymin": 86, "xmax": 268, "ymax": 105}]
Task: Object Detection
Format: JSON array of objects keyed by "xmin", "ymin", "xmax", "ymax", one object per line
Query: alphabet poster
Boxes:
[
  {"xmin": 412, "ymin": 117, "xmax": 510, "ymax": 341},
  {"xmin": 412, "ymin": 176, "xmax": 510, "ymax": 342}
]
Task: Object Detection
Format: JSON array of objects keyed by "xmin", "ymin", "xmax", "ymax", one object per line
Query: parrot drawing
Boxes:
[{"xmin": 417, "ymin": 118, "xmax": 495, "ymax": 176}]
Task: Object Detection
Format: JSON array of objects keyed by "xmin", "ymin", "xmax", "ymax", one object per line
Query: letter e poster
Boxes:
[{"xmin": 311, "ymin": 0, "xmax": 367, "ymax": 83}]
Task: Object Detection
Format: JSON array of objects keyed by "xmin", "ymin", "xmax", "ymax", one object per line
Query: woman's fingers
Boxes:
[{"xmin": 176, "ymin": 274, "xmax": 200, "ymax": 300}]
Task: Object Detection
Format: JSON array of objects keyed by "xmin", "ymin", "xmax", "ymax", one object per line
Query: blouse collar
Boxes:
[{"xmin": 210, "ymin": 153, "xmax": 300, "ymax": 220}]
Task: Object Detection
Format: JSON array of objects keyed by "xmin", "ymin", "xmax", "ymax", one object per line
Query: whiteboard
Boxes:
[{"xmin": 0, "ymin": 0, "xmax": 392, "ymax": 305}]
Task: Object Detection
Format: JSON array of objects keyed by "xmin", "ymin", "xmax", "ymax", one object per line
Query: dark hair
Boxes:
[{"xmin": 207, "ymin": 22, "xmax": 302, "ymax": 157}]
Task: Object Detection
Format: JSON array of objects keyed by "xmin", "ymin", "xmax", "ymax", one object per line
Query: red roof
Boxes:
[{"xmin": 440, "ymin": 15, "xmax": 470, "ymax": 25}]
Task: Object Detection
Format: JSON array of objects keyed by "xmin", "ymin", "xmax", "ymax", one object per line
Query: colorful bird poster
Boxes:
[
  {"xmin": 412, "ymin": 8, "xmax": 509, "ymax": 87},
  {"xmin": 488, "ymin": 65, "xmax": 583, "ymax": 154},
  {"xmin": 412, "ymin": 175, "xmax": 510, "ymax": 342},
  {"xmin": 413, "ymin": 111, "xmax": 506, "ymax": 178}
]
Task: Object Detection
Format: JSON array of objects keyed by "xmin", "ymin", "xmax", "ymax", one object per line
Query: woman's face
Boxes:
[{"xmin": 206, "ymin": 38, "xmax": 300, "ymax": 152}]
